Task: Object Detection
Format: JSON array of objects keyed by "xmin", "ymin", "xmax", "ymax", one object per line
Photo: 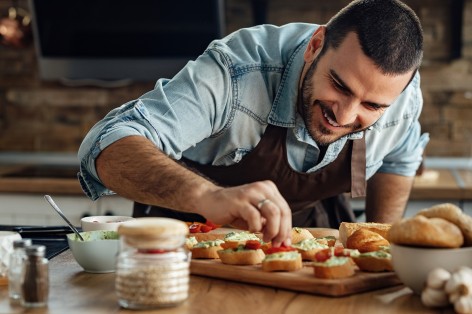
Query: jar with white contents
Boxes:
[{"xmin": 115, "ymin": 217, "xmax": 190, "ymax": 310}]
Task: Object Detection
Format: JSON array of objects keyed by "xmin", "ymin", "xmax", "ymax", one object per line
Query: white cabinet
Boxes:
[{"xmin": 0, "ymin": 194, "xmax": 133, "ymax": 226}]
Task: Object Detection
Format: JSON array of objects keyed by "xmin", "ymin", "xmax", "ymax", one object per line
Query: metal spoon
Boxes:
[{"xmin": 44, "ymin": 195, "xmax": 84, "ymax": 241}]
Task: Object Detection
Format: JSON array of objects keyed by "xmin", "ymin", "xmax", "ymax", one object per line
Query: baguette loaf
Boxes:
[
  {"xmin": 261, "ymin": 251, "xmax": 303, "ymax": 272},
  {"xmin": 339, "ymin": 222, "xmax": 391, "ymax": 246},
  {"xmin": 346, "ymin": 228, "xmax": 390, "ymax": 253}
]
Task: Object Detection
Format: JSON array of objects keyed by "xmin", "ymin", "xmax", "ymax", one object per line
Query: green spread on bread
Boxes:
[
  {"xmin": 224, "ymin": 231, "xmax": 259, "ymax": 242},
  {"xmin": 193, "ymin": 239, "xmax": 224, "ymax": 249},
  {"xmin": 263, "ymin": 251, "xmax": 300, "ymax": 261},
  {"xmin": 292, "ymin": 238, "xmax": 329, "ymax": 251},
  {"xmin": 313, "ymin": 256, "xmax": 351, "ymax": 267}
]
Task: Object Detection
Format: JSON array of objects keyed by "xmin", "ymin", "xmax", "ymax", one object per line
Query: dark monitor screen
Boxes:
[{"xmin": 29, "ymin": 0, "xmax": 225, "ymax": 84}]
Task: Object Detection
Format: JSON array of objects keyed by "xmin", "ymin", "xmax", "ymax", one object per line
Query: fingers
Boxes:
[{"xmin": 248, "ymin": 181, "xmax": 292, "ymax": 247}]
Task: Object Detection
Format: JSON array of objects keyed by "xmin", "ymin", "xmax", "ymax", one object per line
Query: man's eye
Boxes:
[
  {"xmin": 366, "ymin": 103, "xmax": 383, "ymax": 111},
  {"xmin": 331, "ymin": 78, "xmax": 347, "ymax": 93}
]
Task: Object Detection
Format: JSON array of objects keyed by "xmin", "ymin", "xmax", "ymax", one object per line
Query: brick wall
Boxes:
[{"xmin": 1, "ymin": 0, "xmax": 471, "ymax": 157}]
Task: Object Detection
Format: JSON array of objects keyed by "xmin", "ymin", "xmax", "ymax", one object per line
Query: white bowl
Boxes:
[
  {"xmin": 390, "ymin": 243, "xmax": 472, "ymax": 294},
  {"xmin": 81, "ymin": 216, "xmax": 134, "ymax": 232},
  {"xmin": 67, "ymin": 231, "xmax": 120, "ymax": 273}
]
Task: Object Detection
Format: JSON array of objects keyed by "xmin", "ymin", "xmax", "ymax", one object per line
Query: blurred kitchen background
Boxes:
[{"xmin": 0, "ymin": 0, "xmax": 471, "ymax": 226}]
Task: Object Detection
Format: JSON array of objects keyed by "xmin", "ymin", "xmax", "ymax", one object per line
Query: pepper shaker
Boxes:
[{"xmin": 21, "ymin": 245, "xmax": 49, "ymax": 308}]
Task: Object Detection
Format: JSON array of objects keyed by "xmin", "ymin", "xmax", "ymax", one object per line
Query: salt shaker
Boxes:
[
  {"xmin": 21, "ymin": 245, "xmax": 49, "ymax": 308},
  {"xmin": 8, "ymin": 238, "xmax": 32, "ymax": 301},
  {"xmin": 115, "ymin": 217, "xmax": 190, "ymax": 310}
]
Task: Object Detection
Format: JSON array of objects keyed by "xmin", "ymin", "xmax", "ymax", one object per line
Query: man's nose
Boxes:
[{"xmin": 333, "ymin": 100, "xmax": 358, "ymax": 126}]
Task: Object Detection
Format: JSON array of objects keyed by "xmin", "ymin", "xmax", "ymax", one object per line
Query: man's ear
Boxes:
[{"xmin": 304, "ymin": 26, "xmax": 326, "ymax": 63}]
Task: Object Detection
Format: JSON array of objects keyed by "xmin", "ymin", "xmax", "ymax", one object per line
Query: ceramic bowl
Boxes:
[
  {"xmin": 390, "ymin": 243, "xmax": 472, "ymax": 294},
  {"xmin": 67, "ymin": 231, "xmax": 120, "ymax": 273},
  {"xmin": 81, "ymin": 216, "xmax": 135, "ymax": 232}
]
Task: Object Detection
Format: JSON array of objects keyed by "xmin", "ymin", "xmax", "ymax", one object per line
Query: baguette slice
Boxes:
[
  {"xmin": 291, "ymin": 227, "xmax": 314, "ymax": 244},
  {"xmin": 339, "ymin": 222, "xmax": 391, "ymax": 246},
  {"xmin": 262, "ymin": 251, "xmax": 302, "ymax": 272},
  {"xmin": 217, "ymin": 247, "xmax": 265, "ymax": 265},
  {"xmin": 222, "ymin": 231, "xmax": 261, "ymax": 249},
  {"xmin": 313, "ymin": 256, "xmax": 355, "ymax": 279},
  {"xmin": 351, "ymin": 250, "xmax": 393, "ymax": 272},
  {"xmin": 291, "ymin": 238, "xmax": 330, "ymax": 261},
  {"xmin": 191, "ymin": 239, "xmax": 225, "ymax": 259}
]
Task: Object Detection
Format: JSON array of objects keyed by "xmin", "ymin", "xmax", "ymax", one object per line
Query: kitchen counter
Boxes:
[{"xmin": 0, "ymin": 250, "xmax": 455, "ymax": 314}]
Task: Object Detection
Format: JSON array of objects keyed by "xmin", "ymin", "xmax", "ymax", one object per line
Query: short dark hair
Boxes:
[{"xmin": 323, "ymin": 0, "xmax": 423, "ymax": 75}]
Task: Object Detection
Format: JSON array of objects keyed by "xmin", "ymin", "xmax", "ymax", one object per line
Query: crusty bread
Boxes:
[
  {"xmin": 313, "ymin": 257, "xmax": 355, "ymax": 279},
  {"xmin": 339, "ymin": 222, "xmax": 391, "ymax": 247},
  {"xmin": 307, "ymin": 228, "xmax": 339, "ymax": 240},
  {"xmin": 352, "ymin": 254, "xmax": 393, "ymax": 272},
  {"xmin": 291, "ymin": 227, "xmax": 314, "ymax": 244},
  {"xmin": 346, "ymin": 229, "xmax": 390, "ymax": 253},
  {"xmin": 416, "ymin": 203, "xmax": 472, "ymax": 246},
  {"xmin": 217, "ymin": 248, "xmax": 265, "ymax": 265},
  {"xmin": 191, "ymin": 245, "xmax": 222, "ymax": 259},
  {"xmin": 261, "ymin": 252, "xmax": 303, "ymax": 272},
  {"xmin": 189, "ymin": 227, "xmax": 240, "ymax": 242},
  {"xmin": 292, "ymin": 238, "xmax": 329, "ymax": 261},
  {"xmin": 388, "ymin": 215, "xmax": 464, "ymax": 248}
]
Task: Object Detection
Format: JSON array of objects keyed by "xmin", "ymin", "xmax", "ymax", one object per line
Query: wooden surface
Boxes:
[
  {"xmin": 0, "ymin": 250, "xmax": 458, "ymax": 314},
  {"xmin": 190, "ymin": 259, "xmax": 401, "ymax": 296}
]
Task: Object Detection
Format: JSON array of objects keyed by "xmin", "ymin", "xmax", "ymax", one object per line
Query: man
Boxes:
[{"xmin": 78, "ymin": 0, "xmax": 429, "ymax": 247}]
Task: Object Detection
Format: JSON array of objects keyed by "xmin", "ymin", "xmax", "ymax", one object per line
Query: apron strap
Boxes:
[{"xmin": 350, "ymin": 134, "xmax": 367, "ymax": 198}]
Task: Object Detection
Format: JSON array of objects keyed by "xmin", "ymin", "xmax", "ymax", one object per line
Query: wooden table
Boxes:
[{"xmin": 0, "ymin": 250, "xmax": 457, "ymax": 314}]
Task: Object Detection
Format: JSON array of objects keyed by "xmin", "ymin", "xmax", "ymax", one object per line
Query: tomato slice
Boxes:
[
  {"xmin": 265, "ymin": 245, "xmax": 296, "ymax": 255},
  {"xmin": 314, "ymin": 248, "xmax": 332, "ymax": 262},
  {"xmin": 205, "ymin": 220, "xmax": 220, "ymax": 230},
  {"xmin": 200, "ymin": 224, "xmax": 213, "ymax": 233},
  {"xmin": 244, "ymin": 240, "xmax": 261, "ymax": 250},
  {"xmin": 189, "ymin": 223, "xmax": 202, "ymax": 233}
]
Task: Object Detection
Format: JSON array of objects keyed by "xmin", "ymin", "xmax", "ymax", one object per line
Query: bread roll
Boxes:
[
  {"xmin": 338, "ymin": 222, "xmax": 391, "ymax": 247},
  {"xmin": 346, "ymin": 229, "xmax": 390, "ymax": 253},
  {"xmin": 388, "ymin": 215, "xmax": 464, "ymax": 248},
  {"xmin": 416, "ymin": 203, "xmax": 472, "ymax": 246}
]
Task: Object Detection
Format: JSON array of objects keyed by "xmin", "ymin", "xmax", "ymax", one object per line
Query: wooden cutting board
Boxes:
[
  {"xmin": 189, "ymin": 227, "xmax": 401, "ymax": 296},
  {"xmin": 190, "ymin": 259, "xmax": 402, "ymax": 297}
]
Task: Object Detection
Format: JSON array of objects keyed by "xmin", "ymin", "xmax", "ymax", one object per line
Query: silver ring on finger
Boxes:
[{"xmin": 257, "ymin": 199, "xmax": 271, "ymax": 210}]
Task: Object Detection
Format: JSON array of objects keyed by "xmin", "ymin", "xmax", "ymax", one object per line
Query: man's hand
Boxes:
[
  {"xmin": 195, "ymin": 180, "xmax": 292, "ymax": 247},
  {"xmin": 96, "ymin": 136, "xmax": 292, "ymax": 247}
]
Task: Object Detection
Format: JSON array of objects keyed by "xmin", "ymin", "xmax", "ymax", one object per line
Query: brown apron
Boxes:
[{"xmin": 133, "ymin": 124, "xmax": 367, "ymax": 228}]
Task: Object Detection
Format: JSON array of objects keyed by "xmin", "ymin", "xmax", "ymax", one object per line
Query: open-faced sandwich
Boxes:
[
  {"xmin": 345, "ymin": 228, "xmax": 393, "ymax": 272},
  {"xmin": 338, "ymin": 222, "xmax": 391, "ymax": 247},
  {"xmin": 291, "ymin": 238, "xmax": 330, "ymax": 261},
  {"xmin": 312, "ymin": 247, "xmax": 359, "ymax": 279},
  {"xmin": 191, "ymin": 239, "xmax": 225, "ymax": 259},
  {"xmin": 261, "ymin": 245, "xmax": 302, "ymax": 272},
  {"xmin": 290, "ymin": 227, "xmax": 314, "ymax": 243},
  {"xmin": 350, "ymin": 246, "xmax": 393, "ymax": 272},
  {"xmin": 217, "ymin": 239, "xmax": 266, "ymax": 265}
]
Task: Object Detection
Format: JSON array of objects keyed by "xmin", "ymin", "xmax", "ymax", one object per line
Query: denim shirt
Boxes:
[{"xmin": 78, "ymin": 23, "xmax": 429, "ymax": 201}]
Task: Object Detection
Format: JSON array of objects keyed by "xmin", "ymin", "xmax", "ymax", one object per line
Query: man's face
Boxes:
[{"xmin": 300, "ymin": 31, "xmax": 414, "ymax": 146}]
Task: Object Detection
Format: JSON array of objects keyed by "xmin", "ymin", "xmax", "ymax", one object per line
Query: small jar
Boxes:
[
  {"xmin": 21, "ymin": 245, "xmax": 49, "ymax": 308},
  {"xmin": 8, "ymin": 238, "xmax": 32, "ymax": 301},
  {"xmin": 115, "ymin": 217, "xmax": 190, "ymax": 310}
]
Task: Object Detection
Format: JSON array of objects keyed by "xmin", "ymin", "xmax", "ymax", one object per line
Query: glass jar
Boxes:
[
  {"xmin": 115, "ymin": 217, "xmax": 190, "ymax": 310},
  {"xmin": 21, "ymin": 245, "xmax": 49, "ymax": 308},
  {"xmin": 8, "ymin": 238, "xmax": 32, "ymax": 301}
]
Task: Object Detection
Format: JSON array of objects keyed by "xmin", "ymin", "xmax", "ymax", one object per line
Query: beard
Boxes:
[{"xmin": 300, "ymin": 61, "xmax": 364, "ymax": 146}]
